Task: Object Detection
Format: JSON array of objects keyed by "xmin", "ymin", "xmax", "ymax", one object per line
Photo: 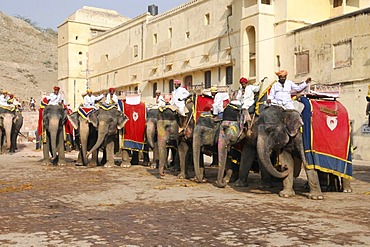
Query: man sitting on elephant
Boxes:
[
  {"xmin": 267, "ymin": 70, "xmax": 310, "ymax": 110},
  {"xmin": 0, "ymin": 90, "xmax": 10, "ymax": 106},
  {"xmin": 211, "ymin": 87, "xmax": 229, "ymax": 119},
  {"xmin": 47, "ymin": 86, "xmax": 63, "ymax": 106},
  {"xmin": 236, "ymin": 77, "xmax": 260, "ymax": 137},
  {"xmin": 84, "ymin": 89, "xmax": 104, "ymax": 108},
  {"xmin": 170, "ymin": 80, "xmax": 190, "ymax": 117},
  {"xmin": 105, "ymin": 87, "xmax": 118, "ymax": 105}
]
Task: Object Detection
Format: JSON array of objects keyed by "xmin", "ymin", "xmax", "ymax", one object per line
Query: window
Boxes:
[
  {"xmin": 295, "ymin": 52, "xmax": 310, "ymax": 74},
  {"xmin": 153, "ymin": 83, "xmax": 157, "ymax": 98},
  {"xmin": 75, "ymin": 36, "xmax": 78, "ymax": 40},
  {"xmin": 226, "ymin": 66, "xmax": 233, "ymax": 85},
  {"xmin": 227, "ymin": 5, "xmax": 232, "ymax": 16},
  {"xmin": 79, "ymin": 61, "xmax": 82, "ymax": 65},
  {"xmin": 78, "ymin": 51, "xmax": 83, "ymax": 55},
  {"xmin": 169, "ymin": 79, "xmax": 174, "ymax": 92},
  {"xmin": 133, "ymin": 45, "xmax": 138, "ymax": 58},
  {"xmin": 168, "ymin": 28, "xmax": 172, "ymax": 38},
  {"xmin": 261, "ymin": 0, "xmax": 271, "ymax": 4},
  {"xmin": 204, "ymin": 71, "xmax": 211, "ymax": 88},
  {"xmin": 333, "ymin": 40, "xmax": 352, "ymax": 68},
  {"xmin": 153, "ymin": 33, "xmax": 158, "ymax": 44},
  {"xmin": 276, "ymin": 55, "xmax": 281, "ymax": 67},
  {"xmin": 185, "ymin": 75, "xmax": 193, "ymax": 88},
  {"xmin": 205, "ymin": 13, "xmax": 210, "ymax": 25},
  {"xmin": 105, "ymin": 54, "xmax": 109, "ymax": 61},
  {"xmin": 333, "ymin": 0, "xmax": 343, "ymax": 7},
  {"xmin": 186, "ymin": 31, "xmax": 190, "ymax": 39},
  {"xmin": 166, "ymin": 64, "xmax": 173, "ymax": 72}
]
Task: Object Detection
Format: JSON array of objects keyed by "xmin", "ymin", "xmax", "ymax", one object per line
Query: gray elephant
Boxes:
[
  {"xmin": 86, "ymin": 107, "xmax": 128, "ymax": 167},
  {"xmin": 157, "ymin": 98, "xmax": 194, "ymax": 178},
  {"xmin": 235, "ymin": 105, "xmax": 323, "ymax": 200},
  {"xmin": 68, "ymin": 109, "xmax": 99, "ymax": 166},
  {"xmin": 145, "ymin": 108, "xmax": 159, "ymax": 167},
  {"xmin": 41, "ymin": 105, "xmax": 68, "ymax": 166},
  {"xmin": 0, "ymin": 107, "xmax": 23, "ymax": 154}
]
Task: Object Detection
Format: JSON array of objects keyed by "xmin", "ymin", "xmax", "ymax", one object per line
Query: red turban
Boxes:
[
  {"xmin": 275, "ymin": 70, "xmax": 288, "ymax": 77},
  {"xmin": 174, "ymin": 80, "xmax": 181, "ymax": 85},
  {"xmin": 239, "ymin": 77, "xmax": 248, "ymax": 84},
  {"xmin": 53, "ymin": 86, "xmax": 60, "ymax": 91},
  {"xmin": 109, "ymin": 87, "xmax": 115, "ymax": 92}
]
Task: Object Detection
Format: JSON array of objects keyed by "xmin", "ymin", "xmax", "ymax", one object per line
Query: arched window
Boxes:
[
  {"xmin": 184, "ymin": 75, "xmax": 193, "ymax": 88},
  {"xmin": 153, "ymin": 82, "xmax": 157, "ymax": 98}
]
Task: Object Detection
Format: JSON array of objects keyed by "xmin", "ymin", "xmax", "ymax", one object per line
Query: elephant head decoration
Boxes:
[{"xmin": 0, "ymin": 107, "xmax": 22, "ymax": 154}]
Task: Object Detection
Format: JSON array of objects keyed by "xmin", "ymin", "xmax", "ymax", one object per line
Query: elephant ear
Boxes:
[
  {"xmin": 67, "ymin": 112, "xmax": 79, "ymax": 129},
  {"xmin": 88, "ymin": 109, "xmax": 99, "ymax": 128},
  {"xmin": 116, "ymin": 111, "xmax": 129, "ymax": 130}
]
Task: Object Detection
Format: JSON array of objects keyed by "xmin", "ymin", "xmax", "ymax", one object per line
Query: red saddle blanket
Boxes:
[{"xmin": 123, "ymin": 102, "xmax": 146, "ymax": 151}]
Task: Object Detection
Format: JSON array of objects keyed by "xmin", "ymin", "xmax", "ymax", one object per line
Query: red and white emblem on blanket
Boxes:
[
  {"xmin": 133, "ymin": 111, "xmax": 139, "ymax": 121},
  {"xmin": 326, "ymin": 116, "xmax": 338, "ymax": 131}
]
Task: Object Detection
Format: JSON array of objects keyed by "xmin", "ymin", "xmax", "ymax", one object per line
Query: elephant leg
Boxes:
[
  {"xmin": 258, "ymin": 165, "xmax": 273, "ymax": 189},
  {"xmin": 342, "ymin": 177, "xmax": 352, "ymax": 193},
  {"xmin": 151, "ymin": 142, "xmax": 159, "ymax": 169},
  {"xmin": 177, "ymin": 141, "xmax": 189, "ymax": 179},
  {"xmin": 210, "ymin": 153, "xmax": 217, "ymax": 167},
  {"xmin": 304, "ymin": 168, "xmax": 324, "ymax": 200},
  {"xmin": 88, "ymin": 150, "xmax": 99, "ymax": 167},
  {"xmin": 57, "ymin": 131, "xmax": 66, "ymax": 166},
  {"xmin": 279, "ymin": 151, "xmax": 295, "ymax": 198},
  {"xmin": 131, "ymin": 151, "xmax": 139, "ymax": 165},
  {"xmin": 142, "ymin": 152, "xmax": 150, "ymax": 166},
  {"xmin": 235, "ymin": 144, "xmax": 256, "ymax": 187},
  {"xmin": 104, "ymin": 142, "xmax": 115, "ymax": 168}
]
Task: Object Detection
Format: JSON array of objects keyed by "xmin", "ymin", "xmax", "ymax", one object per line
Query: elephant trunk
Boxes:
[
  {"xmin": 216, "ymin": 131, "xmax": 228, "ymax": 188},
  {"xmin": 257, "ymin": 136, "xmax": 291, "ymax": 178},
  {"xmin": 79, "ymin": 123, "xmax": 89, "ymax": 165},
  {"xmin": 146, "ymin": 119, "xmax": 156, "ymax": 150},
  {"xmin": 157, "ymin": 120, "xmax": 168, "ymax": 176},
  {"xmin": 192, "ymin": 134, "xmax": 203, "ymax": 182},
  {"xmin": 87, "ymin": 124, "xmax": 108, "ymax": 157},
  {"xmin": 3, "ymin": 115, "xmax": 13, "ymax": 150},
  {"xmin": 48, "ymin": 117, "xmax": 60, "ymax": 162}
]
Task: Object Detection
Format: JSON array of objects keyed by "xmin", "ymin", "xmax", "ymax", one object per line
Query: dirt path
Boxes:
[{"xmin": 0, "ymin": 143, "xmax": 369, "ymax": 246}]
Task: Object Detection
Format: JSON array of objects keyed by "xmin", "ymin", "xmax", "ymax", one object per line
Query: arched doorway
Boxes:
[
  {"xmin": 184, "ymin": 75, "xmax": 193, "ymax": 88},
  {"xmin": 243, "ymin": 26, "xmax": 256, "ymax": 78}
]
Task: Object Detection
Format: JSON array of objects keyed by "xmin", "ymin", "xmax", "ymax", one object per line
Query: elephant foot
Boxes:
[
  {"xmin": 87, "ymin": 163, "xmax": 97, "ymax": 168},
  {"xmin": 177, "ymin": 173, "xmax": 187, "ymax": 179},
  {"xmin": 190, "ymin": 177, "xmax": 207, "ymax": 183},
  {"xmin": 234, "ymin": 179, "xmax": 249, "ymax": 187},
  {"xmin": 159, "ymin": 167, "xmax": 165, "ymax": 177},
  {"xmin": 41, "ymin": 162, "xmax": 52, "ymax": 166},
  {"xmin": 308, "ymin": 192, "xmax": 324, "ymax": 200},
  {"xmin": 104, "ymin": 163, "xmax": 115, "ymax": 168},
  {"xmin": 58, "ymin": 163, "xmax": 66, "ymax": 166},
  {"xmin": 215, "ymin": 180, "xmax": 226, "ymax": 188},
  {"xmin": 343, "ymin": 188, "xmax": 353, "ymax": 193},
  {"xmin": 258, "ymin": 181, "xmax": 273, "ymax": 189},
  {"xmin": 342, "ymin": 179, "xmax": 352, "ymax": 193},
  {"xmin": 279, "ymin": 189, "xmax": 295, "ymax": 198},
  {"xmin": 121, "ymin": 163, "xmax": 131, "ymax": 168}
]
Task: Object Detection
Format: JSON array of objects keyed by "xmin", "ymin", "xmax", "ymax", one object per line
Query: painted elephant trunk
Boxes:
[
  {"xmin": 192, "ymin": 135, "xmax": 203, "ymax": 182},
  {"xmin": 146, "ymin": 120, "xmax": 156, "ymax": 149},
  {"xmin": 216, "ymin": 133, "xmax": 229, "ymax": 188},
  {"xmin": 257, "ymin": 137, "xmax": 291, "ymax": 178},
  {"xmin": 87, "ymin": 125, "xmax": 108, "ymax": 157},
  {"xmin": 49, "ymin": 117, "xmax": 60, "ymax": 162},
  {"xmin": 3, "ymin": 115, "xmax": 12, "ymax": 150}
]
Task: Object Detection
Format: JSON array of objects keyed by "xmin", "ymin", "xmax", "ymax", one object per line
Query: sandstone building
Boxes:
[{"xmin": 58, "ymin": 0, "xmax": 370, "ymax": 159}]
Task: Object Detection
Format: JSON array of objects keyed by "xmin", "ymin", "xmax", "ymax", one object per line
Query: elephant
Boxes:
[
  {"xmin": 192, "ymin": 114, "xmax": 240, "ymax": 183},
  {"xmin": 145, "ymin": 108, "xmax": 159, "ymax": 168},
  {"xmin": 0, "ymin": 107, "xmax": 23, "ymax": 154},
  {"xmin": 86, "ymin": 107, "xmax": 128, "ymax": 167},
  {"xmin": 235, "ymin": 105, "xmax": 323, "ymax": 200},
  {"xmin": 41, "ymin": 105, "xmax": 68, "ymax": 166},
  {"xmin": 67, "ymin": 110, "xmax": 99, "ymax": 166},
  {"xmin": 156, "ymin": 98, "xmax": 194, "ymax": 177}
]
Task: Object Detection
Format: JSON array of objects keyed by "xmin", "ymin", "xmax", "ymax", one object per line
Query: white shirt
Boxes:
[
  {"xmin": 170, "ymin": 87, "xmax": 190, "ymax": 110},
  {"xmin": 47, "ymin": 92, "xmax": 63, "ymax": 105},
  {"xmin": 156, "ymin": 95, "xmax": 166, "ymax": 107},
  {"xmin": 236, "ymin": 84, "xmax": 260, "ymax": 110},
  {"xmin": 212, "ymin": 92, "xmax": 230, "ymax": 115},
  {"xmin": 268, "ymin": 80, "xmax": 307, "ymax": 109},
  {"xmin": 0, "ymin": 94, "xmax": 9, "ymax": 106},
  {"xmin": 105, "ymin": 93, "xmax": 118, "ymax": 105},
  {"xmin": 84, "ymin": 94, "xmax": 104, "ymax": 108}
]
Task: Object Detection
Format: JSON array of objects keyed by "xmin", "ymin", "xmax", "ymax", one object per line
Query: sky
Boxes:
[{"xmin": 0, "ymin": 0, "xmax": 187, "ymax": 30}]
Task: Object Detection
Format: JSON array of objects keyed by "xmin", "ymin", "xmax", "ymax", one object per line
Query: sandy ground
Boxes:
[{"xmin": 0, "ymin": 142, "xmax": 369, "ymax": 246}]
